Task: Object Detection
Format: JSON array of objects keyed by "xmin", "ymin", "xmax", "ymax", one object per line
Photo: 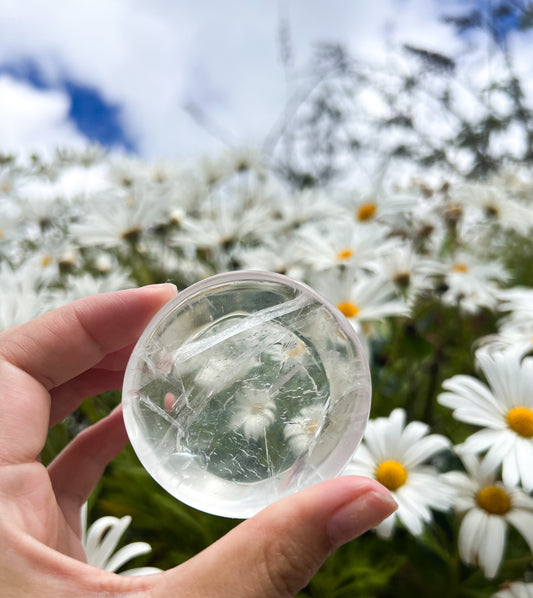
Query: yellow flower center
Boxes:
[
  {"xmin": 356, "ymin": 202, "xmax": 377, "ymax": 222},
  {"xmin": 375, "ymin": 460, "xmax": 408, "ymax": 491},
  {"xmin": 251, "ymin": 403, "xmax": 264, "ymax": 415},
  {"xmin": 506, "ymin": 406, "xmax": 533, "ymax": 438},
  {"xmin": 41, "ymin": 254, "xmax": 53, "ymax": 267},
  {"xmin": 337, "ymin": 302, "xmax": 359, "ymax": 319},
  {"xmin": 476, "ymin": 485, "xmax": 511, "ymax": 515},
  {"xmin": 307, "ymin": 421, "xmax": 319, "ymax": 435},
  {"xmin": 287, "ymin": 343, "xmax": 305, "ymax": 358},
  {"xmin": 336, "ymin": 248, "xmax": 354, "ymax": 261},
  {"xmin": 452, "ymin": 262, "xmax": 468, "ymax": 273}
]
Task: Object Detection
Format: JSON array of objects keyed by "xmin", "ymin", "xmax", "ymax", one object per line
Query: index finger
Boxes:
[
  {"xmin": 0, "ymin": 283, "xmax": 177, "ymax": 391},
  {"xmin": 0, "ymin": 284, "xmax": 176, "ymax": 465}
]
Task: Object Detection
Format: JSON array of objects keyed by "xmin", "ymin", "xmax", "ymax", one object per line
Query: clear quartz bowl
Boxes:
[{"xmin": 122, "ymin": 271, "xmax": 371, "ymax": 518}]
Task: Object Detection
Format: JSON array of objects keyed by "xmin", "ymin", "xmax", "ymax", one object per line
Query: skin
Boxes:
[{"xmin": 0, "ymin": 283, "xmax": 397, "ymax": 598}]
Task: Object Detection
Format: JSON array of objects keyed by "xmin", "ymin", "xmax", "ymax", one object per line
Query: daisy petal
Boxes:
[
  {"xmin": 460, "ymin": 429, "xmax": 506, "ymax": 455},
  {"xmin": 375, "ymin": 512, "xmax": 396, "ymax": 539},
  {"xmin": 479, "ymin": 432, "xmax": 515, "ymax": 476},
  {"xmin": 458, "ymin": 508, "xmax": 486, "ymax": 565},
  {"xmin": 440, "ymin": 375, "xmax": 502, "ymax": 416},
  {"xmin": 402, "ymin": 434, "xmax": 450, "ymax": 468},
  {"xmin": 396, "ymin": 486, "xmax": 431, "ymax": 535},
  {"xmin": 386, "ymin": 408, "xmax": 407, "ymax": 448},
  {"xmin": 85, "ymin": 516, "xmax": 132, "ymax": 569},
  {"xmin": 515, "ymin": 437, "xmax": 533, "ymax": 491},
  {"xmin": 94, "ymin": 516, "xmax": 132, "ymax": 570},
  {"xmin": 396, "ymin": 420, "xmax": 430, "ymax": 455},
  {"xmin": 478, "ymin": 515, "xmax": 506, "ymax": 579},
  {"xmin": 506, "ymin": 510, "xmax": 533, "ymax": 553},
  {"xmin": 501, "ymin": 449, "xmax": 520, "ymax": 489},
  {"xmin": 408, "ymin": 471, "xmax": 454, "ymax": 511},
  {"xmin": 362, "ymin": 420, "xmax": 388, "ymax": 461},
  {"xmin": 347, "ymin": 443, "xmax": 374, "ymax": 467},
  {"xmin": 479, "ymin": 349, "xmax": 520, "ymax": 410},
  {"xmin": 119, "ymin": 567, "xmax": 162, "ymax": 576},
  {"xmin": 105, "ymin": 542, "xmax": 153, "ymax": 573}
]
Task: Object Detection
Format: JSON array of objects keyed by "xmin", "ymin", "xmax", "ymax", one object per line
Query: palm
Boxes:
[{"xmin": 7, "ymin": 459, "xmax": 86, "ymax": 561}]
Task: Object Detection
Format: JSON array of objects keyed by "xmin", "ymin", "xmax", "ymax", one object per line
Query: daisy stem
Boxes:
[
  {"xmin": 421, "ymin": 345, "xmax": 443, "ymax": 426},
  {"xmin": 444, "ymin": 555, "xmax": 461, "ymax": 598}
]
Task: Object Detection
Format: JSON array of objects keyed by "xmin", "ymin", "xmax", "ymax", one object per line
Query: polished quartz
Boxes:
[{"xmin": 122, "ymin": 271, "xmax": 371, "ymax": 518}]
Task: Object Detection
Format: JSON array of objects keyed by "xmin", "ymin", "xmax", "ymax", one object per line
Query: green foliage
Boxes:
[
  {"xmin": 299, "ymin": 535, "xmax": 404, "ymax": 597},
  {"xmin": 501, "ymin": 230, "xmax": 533, "ymax": 286},
  {"xmin": 369, "ymin": 295, "xmax": 498, "ymax": 438},
  {"xmin": 90, "ymin": 444, "xmax": 238, "ymax": 570}
]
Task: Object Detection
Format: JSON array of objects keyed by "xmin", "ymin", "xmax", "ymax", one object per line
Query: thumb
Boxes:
[{"xmin": 150, "ymin": 476, "xmax": 397, "ymax": 598}]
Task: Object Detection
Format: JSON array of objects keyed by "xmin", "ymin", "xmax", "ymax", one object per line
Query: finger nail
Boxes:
[
  {"xmin": 144, "ymin": 282, "xmax": 178, "ymax": 294},
  {"xmin": 327, "ymin": 489, "xmax": 398, "ymax": 548}
]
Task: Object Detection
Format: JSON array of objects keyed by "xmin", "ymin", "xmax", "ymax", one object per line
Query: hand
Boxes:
[{"xmin": 0, "ymin": 284, "xmax": 397, "ymax": 598}]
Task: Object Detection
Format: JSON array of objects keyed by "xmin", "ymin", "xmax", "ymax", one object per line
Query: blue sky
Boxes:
[
  {"xmin": 0, "ymin": 0, "xmax": 530, "ymax": 161},
  {"xmin": 0, "ymin": 59, "xmax": 135, "ymax": 151}
]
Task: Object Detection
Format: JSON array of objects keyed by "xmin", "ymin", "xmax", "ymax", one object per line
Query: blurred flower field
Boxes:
[{"xmin": 2, "ymin": 143, "xmax": 533, "ymax": 596}]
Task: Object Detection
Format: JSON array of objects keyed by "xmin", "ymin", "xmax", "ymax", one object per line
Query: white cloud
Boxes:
[
  {"xmin": 0, "ymin": 75, "xmax": 85, "ymax": 156},
  {"xmin": 0, "ymin": 0, "xmax": 485, "ymax": 160}
]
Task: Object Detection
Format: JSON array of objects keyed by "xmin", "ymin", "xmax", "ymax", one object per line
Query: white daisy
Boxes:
[
  {"xmin": 49, "ymin": 271, "xmax": 135, "ymax": 306},
  {"xmin": 140, "ymin": 237, "xmax": 213, "ymax": 287},
  {"xmin": 497, "ymin": 287, "xmax": 533, "ymax": 331},
  {"xmin": 492, "ymin": 581, "xmax": 533, "ymax": 598},
  {"xmin": 108, "ymin": 155, "xmax": 187, "ymax": 189},
  {"xmin": 16, "ymin": 178, "xmax": 74, "ymax": 231},
  {"xmin": 213, "ymin": 145, "xmax": 269, "ymax": 180},
  {"xmin": 24, "ymin": 241, "xmax": 79, "ymax": 286},
  {"xmin": 70, "ymin": 185, "xmax": 167, "ymax": 249},
  {"xmin": 183, "ymin": 350, "xmax": 260, "ymax": 393},
  {"xmin": 267, "ymin": 187, "xmax": 344, "ymax": 233},
  {"xmin": 310, "ymin": 268, "xmax": 410, "ymax": 336},
  {"xmin": 0, "ymin": 260, "xmax": 53, "ymax": 330},
  {"xmin": 466, "ymin": 180, "xmax": 533, "ymax": 236},
  {"xmin": 229, "ymin": 388, "xmax": 277, "ymax": 441},
  {"xmin": 475, "ymin": 322, "xmax": 533, "ymax": 356},
  {"xmin": 283, "ymin": 405, "xmax": 326, "ymax": 456},
  {"xmin": 442, "ymin": 454, "xmax": 533, "ymax": 579},
  {"xmin": 292, "ymin": 220, "xmax": 395, "ymax": 273},
  {"xmin": 340, "ymin": 184, "xmax": 420, "ymax": 228},
  {"xmin": 81, "ymin": 504, "xmax": 161, "ymax": 576},
  {"xmin": 367, "ymin": 242, "xmax": 443, "ymax": 302},
  {"xmin": 342, "ymin": 408, "xmax": 452, "ymax": 538},
  {"xmin": 0, "ymin": 198, "xmax": 23, "ymax": 247},
  {"xmin": 438, "ymin": 346, "xmax": 533, "ymax": 491},
  {"xmin": 231, "ymin": 238, "xmax": 304, "ymax": 280},
  {"xmin": 444, "ymin": 250, "xmax": 510, "ymax": 287},
  {"xmin": 439, "ymin": 250, "xmax": 510, "ymax": 314},
  {"xmin": 170, "ymin": 197, "xmax": 270, "ymax": 270},
  {"xmin": 194, "ymin": 146, "xmax": 268, "ymax": 189}
]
